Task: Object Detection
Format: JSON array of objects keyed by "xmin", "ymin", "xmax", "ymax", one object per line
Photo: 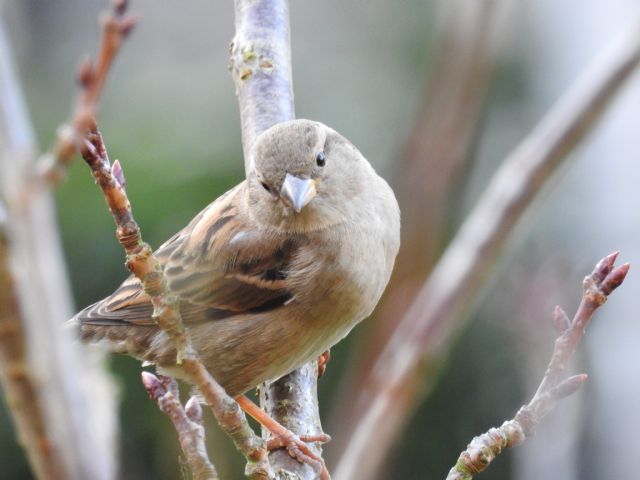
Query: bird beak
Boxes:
[{"xmin": 280, "ymin": 173, "xmax": 317, "ymax": 213}]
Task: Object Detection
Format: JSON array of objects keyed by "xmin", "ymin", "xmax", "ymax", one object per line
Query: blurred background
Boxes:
[{"xmin": 2, "ymin": 0, "xmax": 640, "ymax": 478}]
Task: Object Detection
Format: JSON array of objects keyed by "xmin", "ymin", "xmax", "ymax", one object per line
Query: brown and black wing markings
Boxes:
[{"xmin": 76, "ymin": 184, "xmax": 306, "ymax": 328}]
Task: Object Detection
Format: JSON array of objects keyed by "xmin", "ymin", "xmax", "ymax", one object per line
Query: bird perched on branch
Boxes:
[{"xmin": 74, "ymin": 118, "xmax": 400, "ymax": 400}]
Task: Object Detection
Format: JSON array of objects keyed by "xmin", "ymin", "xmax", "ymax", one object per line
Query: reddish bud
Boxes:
[
  {"xmin": 82, "ymin": 138, "xmax": 98, "ymax": 158},
  {"xmin": 601, "ymin": 263, "xmax": 630, "ymax": 295},
  {"xmin": 113, "ymin": 0, "xmax": 128, "ymax": 16},
  {"xmin": 120, "ymin": 16, "xmax": 138, "ymax": 37},
  {"xmin": 592, "ymin": 251, "xmax": 619, "ymax": 284},
  {"xmin": 552, "ymin": 306, "xmax": 571, "ymax": 333},
  {"xmin": 76, "ymin": 57, "xmax": 94, "ymax": 88},
  {"xmin": 550, "ymin": 374, "xmax": 588, "ymax": 401},
  {"xmin": 141, "ymin": 371, "xmax": 166, "ymax": 400},
  {"xmin": 111, "ymin": 160, "xmax": 126, "ymax": 189}
]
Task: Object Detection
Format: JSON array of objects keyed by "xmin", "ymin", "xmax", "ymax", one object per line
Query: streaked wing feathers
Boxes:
[{"xmin": 76, "ymin": 183, "xmax": 304, "ymax": 327}]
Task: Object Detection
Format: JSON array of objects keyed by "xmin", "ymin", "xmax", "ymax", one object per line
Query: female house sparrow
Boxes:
[{"xmin": 75, "ymin": 119, "xmax": 400, "ymax": 398}]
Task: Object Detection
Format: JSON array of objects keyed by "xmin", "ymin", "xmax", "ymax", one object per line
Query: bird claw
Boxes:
[
  {"xmin": 267, "ymin": 430, "xmax": 332, "ymax": 479},
  {"xmin": 317, "ymin": 349, "xmax": 331, "ymax": 378},
  {"xmin": 235, "ymin": 395, "xmax": 331, "ymax": 477}
]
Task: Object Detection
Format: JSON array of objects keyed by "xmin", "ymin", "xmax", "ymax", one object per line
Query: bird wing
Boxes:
[{"xmin": 76, "ymin": 183, "xmax": 304, "ymax": 327}]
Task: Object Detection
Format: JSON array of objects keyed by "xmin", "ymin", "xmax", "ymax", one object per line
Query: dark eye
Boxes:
[
  {"xmin": 260, "ymin": 181, "xmax": 272, "ymax": 193},
  {"xmin": 316, "ymin": 152, "xmax": 326, "ymax": 167}
]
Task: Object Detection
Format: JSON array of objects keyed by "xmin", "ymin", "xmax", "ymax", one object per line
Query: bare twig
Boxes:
[
  {"xmin": 447, "ymin": 253, "xmax": 629, "ymax": 479},
  {"xmin": 78, "ymin": 125, "xmax": 272, "ymax": 479},
  {"xmin": 257, "ymin": 364, "xmax": 326, "ymax": 479},
  {"xmin": 231, "ymin": 1, "xmax": 325, "ymax": 478},
  {"xmin": 39, "ymin": 4, "xmax": 268, "ymax": 476},
  {"xmin": 142, "ymin": 372, "xmax": 218, "ymax": 480},
  {"xmin": 334, "ymin": 15, "xmax": 640, "ymax": 480},
  {"xmin": 32, "ymin": 0, "xmax": 136, "ymax": 186}
]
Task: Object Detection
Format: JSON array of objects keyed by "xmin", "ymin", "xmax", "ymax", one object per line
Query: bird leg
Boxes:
[
  {"xmin": 317, "ymin": 349, "xmax": 331, "ymax": 378},
  {"xmin": 235, "ymin": 395, "xmax": 331, "ymax": 479}
]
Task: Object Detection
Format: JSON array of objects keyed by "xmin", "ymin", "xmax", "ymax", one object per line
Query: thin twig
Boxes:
[
  {"xmin": 31, "ymin": 0, "xmax": 136, "ymax": 186},
  {"xmin": 334, "ymin": 15, "xmax": 640, "ymax": 480},
  {"xmin": 78, "ymin": 125, "xmax": 273, "ymax": 479},
  {"xmin": 38, "ymin": 4, "xmax": 266, "ymax": 476},
  {"xmin": 447, "ymin": 253, "xmax": 629, "ymax": 479},
  {"xmin": 142, "ymin": 372, "xmax": 218, "ymax": 480},
  {"xmin": 231, "ymin": 1, "xmax": 325, "ymax": 478}
]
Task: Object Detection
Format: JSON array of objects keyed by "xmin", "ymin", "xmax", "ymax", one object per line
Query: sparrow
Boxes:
[{"xmin": 74, "ymin": 119, "xmax": 400, "ymax": 398}]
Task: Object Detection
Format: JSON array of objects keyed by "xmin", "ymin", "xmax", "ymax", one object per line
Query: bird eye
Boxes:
[
  {"xmin": 260, "ymin": 181, "xmax": 272, "ymax": 193},
  {"xmin": 316, "ymin": 152, "xmax": 326, "ymax": 167}
]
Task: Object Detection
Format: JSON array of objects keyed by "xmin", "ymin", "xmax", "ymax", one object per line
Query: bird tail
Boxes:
[{"xmin": 69, "ymin": 304, "xmax": 157, "ymax": 358}]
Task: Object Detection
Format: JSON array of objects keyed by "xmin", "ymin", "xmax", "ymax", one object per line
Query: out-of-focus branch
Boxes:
[
  {"xmin": 334, "ymin": 15, "xmax": 640, "ymax": 480},
  {"xmin": 330, "ymin": 0, "xmax": 508, "ymax": 458},
  {"xmin": 142, "ymin": 372, "xmax": 218, "ymax": 480},
  {"xmin": 0, "ymin": 14, "xmax": 117, "ymax": 480},
  {"xmin": 398, "ymin": 0, "xmax": 506, "ymax": 272},
  {"xmin": 447, "ymin": 253, "xmax": 629, "ymax": 479},
  {"xmin": 78, "ymin": 124, "xmax": 272, "ymax": 479},
  {"xmin": 0, "ymin": 203, "xmax": 64, "ymax": 480},
  {"xmin": 231, "ymin": 2, "xmax": 325, "ymax": 478},
  {"xmin": 31, "ymin": 0, "xmax": 135, "ymax": 187}
]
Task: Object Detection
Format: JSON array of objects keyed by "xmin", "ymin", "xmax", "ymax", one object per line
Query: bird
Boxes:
[{"xmin": 73, "ymin": 119, "xmax": 400, "ymax": 467}]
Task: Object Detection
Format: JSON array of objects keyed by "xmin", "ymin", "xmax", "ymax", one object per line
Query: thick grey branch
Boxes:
[
  {"xmin": 231, "ymin": 0, "xmax": 295, "ymax": 174},
  {"xmin": 231, "ymin": 1, "xmax": 324, "ymax": 479}
]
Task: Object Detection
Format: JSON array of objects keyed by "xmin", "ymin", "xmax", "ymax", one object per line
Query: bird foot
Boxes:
[
  {"xmin": 235, "ymin": 395, "xmax": 331, "ymax": 479},
  {"xmin": 266, "ymin": 430, "xmax": 331, "ymax": 478},
  {"xmin": 317, "ymin": 349, "xmax": 331, "ymax": 378}
]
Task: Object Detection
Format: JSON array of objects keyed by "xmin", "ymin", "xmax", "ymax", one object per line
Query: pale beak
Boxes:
[{"xmin": 280, "ymin": 173, "xmax": 317, "ymax": 213}]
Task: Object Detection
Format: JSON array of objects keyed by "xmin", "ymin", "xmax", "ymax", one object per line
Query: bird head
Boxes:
[{"xmin": 247, "ymin": 119, "xmax": 370, "ymax": 231}]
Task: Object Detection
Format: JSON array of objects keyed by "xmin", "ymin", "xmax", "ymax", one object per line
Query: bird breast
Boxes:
[{"xmin": 288, "ymin": 209, "xmax": 399, "ymax": 352}]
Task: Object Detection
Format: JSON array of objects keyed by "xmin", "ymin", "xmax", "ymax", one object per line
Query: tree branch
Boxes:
[
  {"xmin": 0, "ymin": 13, "xmax": 118, "ymax": 480},
  {"xmin": 30, "ymin": 3, "xmax": 264, "ymax": 477},
  {"xmin": 31, "ymin": 0, "xmax": 136, "ymax": 187},
  {"xmin": 231, "ymin": 2, "xmax": 324, "ymax": 478},
  {"xmin": 447, "ymin": 253, "xmax": 629, "ymax": 479},
  {"xmin": 0, "ymin": 203, "xmax": 65, "ymax": 480},
  {"xmin": 142, "ymin": 372, "xmax": 218, "ymax": 480},
  {"xmin": 334, "ymin": 15, "xmax": 640, "ymax": 480},
  {"xmin": 230, "ymin": 0, "xmax": 295, "ymax": 173},
  {"xmin": 78, "ymin": 124, "xmax": 272, "ymax": 479}
]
